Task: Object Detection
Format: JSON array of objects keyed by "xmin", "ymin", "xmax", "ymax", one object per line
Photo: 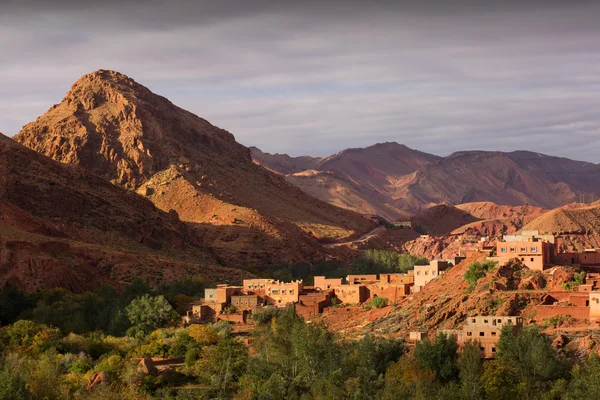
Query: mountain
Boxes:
[
  {"xmin": 254, "ymin": 145, "xmax": 600, "ymax": 217},
  {"xmin": 15, "ymin": 70, "xmax": 374, "ymax": 268},
  {"xmin": 249, "ymin": 147, "xmax": 322, "ymax": 174},
  {"xmin": 252, "ymin": 142, "xmax": 440, "ymax": 220},
  {"xmin": 0, "ymin": 133, "xmax": 249, "ymax": 292},
  {"xmin": 392, "ymin": 151, "xmax": 600, "ymax": 212}
]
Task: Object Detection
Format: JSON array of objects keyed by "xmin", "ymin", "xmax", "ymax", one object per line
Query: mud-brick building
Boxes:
[
  {"xmin": 496, "ymin": 236, "xmax": 553, "ymax": 271},
  {"xmin": 380, "ymin": 271, "xmax": 414, "ymax": 285},
  {"xmin": 347, "ymin": 275, "xmax": 378, "ymax": 285},
  {"xmin": 314, "ymin": 276, "xmax": 343, "ymax": 290},
  {"xmin": 414, "ymin": 260, "xmax": 450, "ymax": 292},
  {"xmin": 333, "ymin": 284, "xmax": 369, "ymax": 304},
  {"xmin": 231, "ymin": 294, "xmax": 262, "ymax": 311},
  {"xmin": 296, "ymin": 289, "xmax": 335, "ymax": 318},
  {"xmin": 243, "ymin": 279, "xmax": 303, "ymax": 305},
  {"xmin": 440, "ymin": 316, "xmax": 523, "ymax": 359}
]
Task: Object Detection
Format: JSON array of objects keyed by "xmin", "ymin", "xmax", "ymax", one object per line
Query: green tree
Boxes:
[
  {"xmin": 565, "ymin": 354, "xmax": 600, "ymax": 399},
  {"xmin": 0, "ymin": 357, "xmax": 27, "ymax": 400},
  {"xmin": 414, "ymin": 333, "xmax": 459, "ymax": 384},
  {"xmin": 464, "ymin": 260, "xmax": 497, "ymax": 291},
  {"xmin": 495, "ymin": 325, "xmax": 568, "ymax": 398},
  {"xmin": 125, "ymin": 295, "xmax": 179, "ymax": 337},
  {"xmin": 458, "ymin": 341, "xmax": 484, "ymax": 400}
]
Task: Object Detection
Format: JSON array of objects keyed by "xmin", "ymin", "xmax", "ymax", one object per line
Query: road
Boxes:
[{"xmin": 323, "ymin": 226, "xmax": 386, "ymax": 249}]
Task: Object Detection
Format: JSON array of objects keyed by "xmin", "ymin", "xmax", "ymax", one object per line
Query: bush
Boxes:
[
  {"xmin": 464, "ymin": 260, "xmax": 497, "ymax": 291},
  {"xmin": 370, "ymin": 297, "xmax": 389, "ymax": 309},
  {"xmin": 562, "ymin": 271, "xmax": 585, "ymax": 291},
  {"xmin": 251, "ymin": 307, "xmax": 281, "ymax": 325}
]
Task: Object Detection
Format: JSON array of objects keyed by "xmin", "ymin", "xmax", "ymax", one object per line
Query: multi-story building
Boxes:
[
  {"xmin": 414, "ymin": 260, "xmax": 450, "ymax": 292},
  {"xmin": 440, "ymin": 316, "xmax": 523, "ymax": 358},
  {"xmin": 496, "ymin": 232, "xmax": 553, "ymax": 271}
]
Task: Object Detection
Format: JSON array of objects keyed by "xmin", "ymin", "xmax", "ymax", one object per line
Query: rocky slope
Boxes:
[
  {"xmin": 321, "ymin": 255, "xmax": 548, "ymax": 339},
  {"xmin": 0, "ymin": 133, "xmax": 250, "ymax": 292},
  {"xmin": 392, "ymin": 151, "xmax": 600, "ymax": 212},
  {"xmin": 252, "ymin": 142, "xmax": 439, "ymax": 220},
  {"xmin": 15, "ymin": 70, "xmax": 374, "ymax": 268},
  {"xmin": 253, "ymin": 145, "xmax": 600, "ymax": 216}
]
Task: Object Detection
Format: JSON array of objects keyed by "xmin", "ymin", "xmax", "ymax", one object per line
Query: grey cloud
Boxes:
[{"xmin": 0, "ymin": 1, "xmax": 599, "ymax": 161}]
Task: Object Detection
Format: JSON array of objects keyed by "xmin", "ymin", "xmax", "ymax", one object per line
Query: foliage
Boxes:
[
  {"xmin": 464, "ymin": 260, "xmax": 497, "ymax": 291},
  {"xmin": 125, "ymin": 294, "xmax": 179, "ymax": 337},
  {"xmin": 352, "ymin": 250, "xmax": 429, "ymax": 274},
  {"xmin": 368, "ymin": 296, "xmax": 389, "ymax": 309},
  {"xmin": 562, "ymin": 271, "xmax": 586, "ymax": 291},
  {"xmin": 187, "ymin": 324, "xmax": 219, "ymax": 345},
  {"xmin": 251, "ymin": 306, "xmax": 281, "ymax": 324},
  {"xmin": 414, "ymin": 333, "xmax": 459, "ymax": 384}
]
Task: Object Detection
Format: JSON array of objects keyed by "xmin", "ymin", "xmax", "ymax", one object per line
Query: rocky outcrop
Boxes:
[
  {"xmin": 14, "ymin": 70, "xmax": 375, "ymax": 271},
  {"xmin": 87, "ymin": 371, "xmax": 110, "ymax": 391}
]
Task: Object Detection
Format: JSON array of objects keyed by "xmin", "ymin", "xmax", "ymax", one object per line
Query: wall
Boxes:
[
  {"xmin": 366, "ymin": 283, "xmax": 411, "ymax": 303},
  {"xmin": 314, "ymin": 276, "xmax": 343, "ymax": 290},
  {"xmin": 589, "ymin": 292, "xmax": 600, "ymax": 318},
  {"xmin": 380, "ymin": 273, "xmax": 414, "ymax": 284},
  {"xmin": 414, "ymin": 261, "xmax": 448, "ymax": 292},
  {"xmin": 217, "ymin": 313, "xmax": 246, "ymax": 324},
  {"xmin": 264, "ymin": 280, "xmax": 303, "ymax": 305},
  {"xmin": 347, "ymin": 275, "xmax": 378, "ymax": 285},
  {"xmin": 231, "ymin": 295, "xmax": 262, "ymax": 310},
  {"xmin": 334, "ymin": 285, "xmax": 368, "ymax": 304},
  {"xmin": 554, "ymin": 252, "xmax": 600, "ymax": 266},
  {"xmin": 535, "ymin": 305, "xmax": 589, "ymax": 320},
  {"xmin": 496, "ymin": 240, "xmax": 551, "ymax": 270}
]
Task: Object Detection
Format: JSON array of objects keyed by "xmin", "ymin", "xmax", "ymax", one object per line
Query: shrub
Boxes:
[
  {"xmin": 464, "ymin": 260, "xmax": 497, "ymax": 291},
  {"xmin": 561, "ymin": 271, "xmax": 585, "ymax": 291},
  {"xmin": 370, "ymin": 297, "xmax": 389, "ymax": 309}
]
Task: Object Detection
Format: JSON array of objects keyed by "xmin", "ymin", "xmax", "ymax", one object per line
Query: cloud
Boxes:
[{"xmin": 0, "ymin": 0, "xmax": 599, "ymax": 162}]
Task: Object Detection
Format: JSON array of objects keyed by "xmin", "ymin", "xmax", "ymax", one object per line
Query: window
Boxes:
[
  {"xmin": 491, "ymin": 332, "xmax": 497, "ymax": 336},
  {"xmin": 492, "ymin": 347, "xmax": 496, "ymax": 353},
  {"xmin": 432, "ymin": 271, "xmax": 437, "ymax": 275},
  {"xmin": 480, "ymin": 347, "xmax": 485, "ymax": 351},
  {"xmin": 467, "ymin": 331, "xmax": 472, "ymax": 336},
  {"xmin": 521, "ymin": 258, "xmax": 524, "ymax": 261},
  {"xmin": 281, "ymin": 289, "xmax": 287, "ymax": 294},
  {"xmin": 531, "ymin": 258, "xmax": 534, "ymax": 262},
  {"xmin": 501, "ymin": 247, "xmax": 507, "ymax": 253},
  {"xmin": 510, "ymin": 247, "xmax": 516, "ymax": 253},
  {"xmin": 520, "ymin": 247, "xmax": 527, "ymax": 252},
  {"xmin": 417, "ymin": 271, "xmax": 421, "ymax": 275},
  {"xmin": 531, "ymin": 247, "xmax": 537, "ymax": 252},
  {"xmin": 289, "ymin": 290, "xmax": 294, "ymax": 295},
  {"xmin": 425, "ymin": 271, "xmax": 429, "ymax": 275},
  {"xmin": 472, "ymin": 318, "xmax": 476, "ymax": 323},
  {"xmin": 272, "ymin": 289, "xmax": 280, "ymax": 295},
  {"xmin": 480, "ymin": 332, "xmax": 485, "ymax": 337}
]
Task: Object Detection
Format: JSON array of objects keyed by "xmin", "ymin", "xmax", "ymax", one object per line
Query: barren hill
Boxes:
[
  {"xmin": 253, "ymin": 146, "xmax": 600, "ymax": 217},
  {"xmin": 392, "ymin": 151, "xmax": 600, "ymax": 212},
  {"xmin": 15, "ymin": 70, "xmax": 374, "ymax": 267},
  {"xmin": 410, "ymin": 203, "xmax": 480, "ymax": 236},
  {"xmin": 0, "ymin": 133, "xmax": 249, "ymax": 292},
  {"xmin": 252, "ymin": 142, "xmax": 439, "ymax": 220}
]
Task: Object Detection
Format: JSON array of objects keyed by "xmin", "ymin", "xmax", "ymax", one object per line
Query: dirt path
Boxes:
[{"xmin": 323, "ymin": 226, "xmax": 386, "ymax": 248}]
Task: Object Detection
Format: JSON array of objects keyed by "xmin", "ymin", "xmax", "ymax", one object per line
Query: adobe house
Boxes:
[
  {"xmin": 366, "ymin": 282, "xmax": 412, "ymax": 303},
  {"xmin": 535, "ymin": 292, "xmax": 591, "ymax": 320},
  {"xmin": 314, "ymin": 276, "xmax": 343, "ymax": 290},
  {"xmin": 590, "ymin": 292, "xmax": 600, "ymax": 318},
  {"xmin": 414, "ymin": 260, "xmax": 450, "ymax": 292},
  {"xmin": 231, "ymin": 294, "xmax": 262, "ymax": 311},
  {"xmin": 347, "ymin": 274, "xmax": 378, "ymax": 285},
  {"xmin": 333, "ymin": 284, "xmax": 369, "ymax": 304},
  {"xmin": 297, "ymin": 290, "xmax": 334, "ymax": 318},
  {"xmin": 554, "ymin": 249, "xmax": 600, "ymax": 267},
  {"xmin": 440, "ymin": 316, "xmax": 523, "ymax": 359},
  {"xmin": 496, "ymin": 233, "xmax": 553, "ymax": 271},
  {"xmin": 380, "ymin": 271, "xmax": 414, "ymax": 285}
]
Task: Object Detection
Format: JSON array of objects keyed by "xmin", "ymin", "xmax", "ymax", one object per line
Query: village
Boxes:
[{"xmin": 182, "ymin": 229, "xmax": 600, "ymax": 359}]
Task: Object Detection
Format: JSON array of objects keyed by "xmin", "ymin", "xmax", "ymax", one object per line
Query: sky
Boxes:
[{"xmin": 1, "ymin": 0, "xmax": 599, "ymax": 162}]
